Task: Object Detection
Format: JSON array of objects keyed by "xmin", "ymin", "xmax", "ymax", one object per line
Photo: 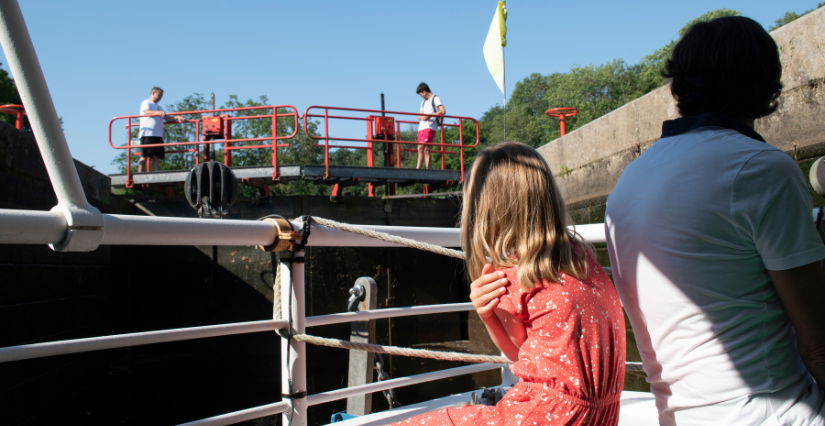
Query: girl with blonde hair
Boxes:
[{"xmin": 392, "ymin": 142, "xmax": 626, "ymax": 426}]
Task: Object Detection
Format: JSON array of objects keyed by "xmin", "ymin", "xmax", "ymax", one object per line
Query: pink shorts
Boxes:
[{"xmin": 417, "ymin": 128, "xmax": 435, "ymax": 146}]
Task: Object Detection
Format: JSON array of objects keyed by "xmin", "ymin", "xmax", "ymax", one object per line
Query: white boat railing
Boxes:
[{"xmin": 0, "ymin": 2, "xmax": 649, "ymax": 425}]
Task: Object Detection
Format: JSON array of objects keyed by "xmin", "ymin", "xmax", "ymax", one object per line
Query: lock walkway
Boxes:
[{"xmin": 109, "ymin": 165, "xmax": 460, "ymax": 188}]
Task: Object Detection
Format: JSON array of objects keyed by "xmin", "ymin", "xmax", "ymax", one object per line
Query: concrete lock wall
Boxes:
[
  {"xmin": 538, "ymin": 6, "xmax": 825, "ymax": 212},
  {"xmin": 536, "ymin": 7, "xmax": 825, "ymax": 392},
  {"xmin": 0, "ymin": 114, "xmax": 495, "ymax": 425}
]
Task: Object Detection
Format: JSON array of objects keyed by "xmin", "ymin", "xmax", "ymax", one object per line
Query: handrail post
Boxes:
[
  {"xmin": 271, "ymin": 107, "xmax": 279, "ymax": 179},
  {"xmin": 126, "ymin": 120, "xmax": 134, "ymax": 188},
  {"xmin": 0, "ymin": 0, "xmax": 103, "ymax": 252},
  {"xmin": 459, "ymin": 120, "xmax": 464, "ymax": 181},
  {"xmin": 324, "ymin": 108, "xmax": 330, "ymax": 179},
  {"xmin": 282, "ymin": 251, "xmax": 307, "ymax": 426},
  {"xmin": 346, "ymin": 277, "xmax": 378, "ymax": 415},
  {"xmin": 440, "ymin": 127, "xmax": 445, "ymax": 170},
  {"xmin": 366, "ymin": 119, "xmax": 375, "ymax": 197},
  {"xmin": 195, "ymin": 119, "xmax": 200, "ymax": 165}
]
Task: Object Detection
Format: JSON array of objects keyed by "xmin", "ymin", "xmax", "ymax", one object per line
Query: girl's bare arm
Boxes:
[{"xmin": 470, "ymin": 264, "xmax": 526, "ymax": 361}]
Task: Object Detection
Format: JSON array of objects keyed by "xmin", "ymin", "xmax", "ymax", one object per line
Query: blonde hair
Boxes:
[{"xmin": 460, "ymin": 142, "xmax": 591, "ymax": 290}]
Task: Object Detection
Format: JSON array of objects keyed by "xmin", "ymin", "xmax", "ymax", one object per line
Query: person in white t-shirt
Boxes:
[
  {"xmin": 606, "ymin": 16, "xmax": 825, "ymax": 425},
  {"xmin": 415, "ymin": 82, "xmax": 444, "ymax": 169},
  {"xmin": 138, "ymin": 87, "xmax": 184, "ymax": 172}
]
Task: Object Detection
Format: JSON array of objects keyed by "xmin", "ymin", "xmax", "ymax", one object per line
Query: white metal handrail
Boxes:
[
  {"xmin": 305, "ymin": 303, "xmax": 474, "ymax": 328},
  {"xmin": 177, "ymin": 401, "xmax": 292, "ymax": 426},
  {"xmin": 0, "ymin": 319, "xmax": 288, "ymax": 363},
  {"xmin": 305, "ymin": 363, "xmax": 500, "ymax": 407},
  {"xmin": 0, "ymin": 2, "xmax": 634, "ymax": 425},
  {"xmin": 0, "ymin": 209, "xmax": 609, "ymax": 249}
]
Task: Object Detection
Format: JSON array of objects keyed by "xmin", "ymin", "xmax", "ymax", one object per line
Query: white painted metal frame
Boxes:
[
  {"xmin": 305, "ymin": 303, "xmax": 474, "ymax": 328},
  {"xmin": 0, "ymin": 2, "xmax": 618, "ymax": 424},
  {"xmin": 0, "ymin": 319, "xmax": 287, "ymax": 363}
]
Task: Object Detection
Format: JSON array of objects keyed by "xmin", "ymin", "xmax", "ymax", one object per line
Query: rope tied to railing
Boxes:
[
  {"xmin": 293, "ymin": 333, "xmax": 512, "ymax": 364},
  {"xmin": 280, "ymin": 332, "xmax": 645, "ymax": 372},
  {"xmin": 308, "ymin": 216, "xmax": 466, "ymax": 259},
  {"xmin": 269, "ymin": 215, "xmax": 645, "ymax": 373}
]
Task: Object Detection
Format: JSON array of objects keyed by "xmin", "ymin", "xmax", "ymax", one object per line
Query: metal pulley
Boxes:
[{"xmin": 184, "ymin": 161, "xmax": 238, "ymax": 218}]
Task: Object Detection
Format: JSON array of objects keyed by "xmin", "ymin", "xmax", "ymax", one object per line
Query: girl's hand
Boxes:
[{"xmin": 470, "ymin": 264, "xmax": 508, "ymax": 320}]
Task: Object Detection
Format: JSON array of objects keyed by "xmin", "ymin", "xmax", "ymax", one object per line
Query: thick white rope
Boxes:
[
  {"xmin": 292, "ymin": 333, "xmax": 511, "ymax": 364},
  {"xmin": 275, "ymin": 217, "xmax": 646, "ymax": 373},
  {"xmin": 289, "ymin": 332, "xmax": 645, "ymax": 372},
  {"xmin": 309, "ymin": 216, "xmax": 466, "ymax": 259}
]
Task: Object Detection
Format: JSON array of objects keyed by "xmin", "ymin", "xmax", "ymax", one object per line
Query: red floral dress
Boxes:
[{"xmin": 392, "ymin": 254, "xmax": 626, "ymax": 426}]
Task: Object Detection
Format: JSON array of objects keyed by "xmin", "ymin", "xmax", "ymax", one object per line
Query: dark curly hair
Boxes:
[{"xmin": 662, "ymin": 16, "xmax": 782, "ymax": 120}]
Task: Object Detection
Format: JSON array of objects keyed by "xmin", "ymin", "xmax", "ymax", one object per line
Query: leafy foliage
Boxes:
[
  {"xmin": 770, "ymin": 3, "xmax": 823, "ymax": 30},
  {"xmin": 477, "ymin": 9, "xmax": 744, "ymax": 151},
  {"xmin": 0, "ymin": 63, "xmax": 22, "ymax": 127},
  {"xmin": 106, "ymin": 6, "xmax": 819, "ymax": 197}
]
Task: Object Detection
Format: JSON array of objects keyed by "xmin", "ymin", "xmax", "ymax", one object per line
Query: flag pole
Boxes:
[{"xmin": 503, "ymin": 47, "xmax": 506, "ymax": 141}]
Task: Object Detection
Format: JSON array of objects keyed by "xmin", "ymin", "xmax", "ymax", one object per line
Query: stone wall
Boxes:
[
  {"xmin": 538, "ymin": 7, "xmax": 825, "ymax": 210},
  {"xmin": 0, "ymin": 121, "xmax": 120, "ymax": 425}
]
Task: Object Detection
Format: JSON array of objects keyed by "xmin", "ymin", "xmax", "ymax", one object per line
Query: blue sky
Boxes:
[{"xmin": 2, "ymin": 0, "xmax": 820, "ymax": 174}]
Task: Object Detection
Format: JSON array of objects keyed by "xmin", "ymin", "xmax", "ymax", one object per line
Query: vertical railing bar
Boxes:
[
  {"xmin": 282, "ymin": 253, "xmax": 308, "ymax": 426},
  {"xmin": 0, "ymin": 0, "xmax": 89, "ymax": 206}
]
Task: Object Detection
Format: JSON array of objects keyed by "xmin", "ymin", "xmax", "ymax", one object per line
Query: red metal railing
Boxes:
[
  {"xmin": 108, "ymin": 105, "xmax": 299, "ymax": 188},
  {"xmin": 302, "ymin": 106, "xmax": 480, "ymax": 183},
  {"xmin": 0, "ymin": 104, "xmax": 25, "ymax": 130}
]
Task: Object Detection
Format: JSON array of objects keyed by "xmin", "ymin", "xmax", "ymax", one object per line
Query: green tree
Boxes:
[
  {"xmin": 770, "ymin": 3, "xmax": 824, "ymax": 30},
  {"xmin": 0, "ymin": 63, "xmax": 22, "ymax": 126},
  {"xmin": 476, "ymin": 8, "xmax": 742, "ymax": 153},
  {"xmin": 111, "ymin": 93, "xmax": 210, "ymax": 173}
]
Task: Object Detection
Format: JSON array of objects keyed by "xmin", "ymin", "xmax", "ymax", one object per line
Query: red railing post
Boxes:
[
  {"xmin": 440, "ymin": 127, "xmax": 445, "ymax": 170},
  {"xmin": 366, "ymin": 118, "xmax": 375, "ymax": 197},
  {"xmin": 324, "ymin": 108, "xmax": 330, "ymax": 179},
  {"xmin": 271, "ymin": 107, "xmax": 280, "ymax": 180},
  {"xmin": 459, "ymin": 119, "xmax": 465, "ymax": 182},
  {"xmin": 195, "ymin": 119, "xmax": 200, "ymax": 165},
  {"xmin": 224, "ymin": 117, "xmax": 233, "ymax": 167},
  {"xmin": 126, "ymin": 119, "xmax": 133, "ymax": 187},
  {"xmin": 395, "ymin": 121, "xmax": 402, "ymax": 168}
]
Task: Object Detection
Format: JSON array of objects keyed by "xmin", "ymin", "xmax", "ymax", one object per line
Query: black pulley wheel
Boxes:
[{"xmin": 183, "ymin": 161, "xmax": 238, "ymax": 218}]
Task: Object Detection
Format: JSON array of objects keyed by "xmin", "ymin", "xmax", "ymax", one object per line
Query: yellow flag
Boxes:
[{"xmin": 483, "ymin": 1, "xmax": 508, "ymax": 94}]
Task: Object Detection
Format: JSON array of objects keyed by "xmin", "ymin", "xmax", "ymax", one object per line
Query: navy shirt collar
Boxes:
[{"xmin": 661, "ymin": 112, "xmax": 765, "ymax": 143}]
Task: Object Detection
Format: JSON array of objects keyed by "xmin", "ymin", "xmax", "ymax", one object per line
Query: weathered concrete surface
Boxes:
[
  {"xmin": 0, "ymin": 122, "xmax": 119, "ymax": 426},
  {"xmin": 0, "ymin": 120, "xmax": 111, "ymax": 209},
  {"xmin": 539, "ymin": 6, "xmax": 825, "ymax": 208}
]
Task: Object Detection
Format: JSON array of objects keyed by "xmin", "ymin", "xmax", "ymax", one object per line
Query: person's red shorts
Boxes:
[{"xmin": 417, "ymin": 128, "xmax": 435, "ymax": 146}]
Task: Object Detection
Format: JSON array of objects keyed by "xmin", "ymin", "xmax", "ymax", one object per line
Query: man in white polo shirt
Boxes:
[
  {"xmin": 138, "ymin": 87, "xmax": 183, "ymax": 172},
  {"xmin": 606, "ymin": 17, "xmax": 825, "ymax": 425},
  {"xmin": 415, "ymin": 82, "xmax": 444, "ymax": 169}
]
